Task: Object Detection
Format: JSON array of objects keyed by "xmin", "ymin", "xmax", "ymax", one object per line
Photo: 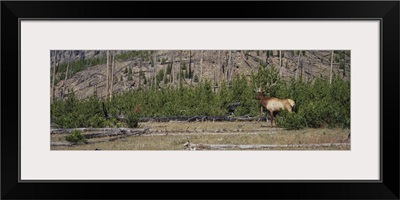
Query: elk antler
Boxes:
[
  {"xmin": 254, "ymin": 83, "xmax": 263, "ymax": 93},
  {"xmin": 266, "ymin": 79, "xmax": 277, "ymax": 90}
]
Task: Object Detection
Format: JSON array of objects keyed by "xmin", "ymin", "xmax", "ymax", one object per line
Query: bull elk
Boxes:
[{"xmin": 254, "ymin": 85, "xmax": 295, "ymax": 127}]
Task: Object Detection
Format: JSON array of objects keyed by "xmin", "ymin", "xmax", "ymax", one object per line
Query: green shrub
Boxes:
[
  {"xmin": 65, "ymin": 130, "xmax": 87, "ymax": 144},
  {"xmin": 274, "ymin": 75, "xmax": 350, "ymax": 129},
  {"xmin": 51, "ymin": 67, "xmax": 350, "ymax": 130}
]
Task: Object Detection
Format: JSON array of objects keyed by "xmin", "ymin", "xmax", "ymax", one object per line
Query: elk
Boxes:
[{"xmin": 254, "ymin": 84, "xmax": 295, "ymax": 127}]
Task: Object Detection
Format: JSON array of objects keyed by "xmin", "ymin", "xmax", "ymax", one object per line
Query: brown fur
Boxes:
[
  {"xmin": 256, "ymin": 91, "xmax": 295, "ymax": 127},
  {"xmin": 134, "ymin": 104, "xmax": 143, "ymax": 114}
]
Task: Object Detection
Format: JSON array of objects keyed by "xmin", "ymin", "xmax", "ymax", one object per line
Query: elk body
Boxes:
[{"xmin": 255, "ymin": 88, "xmax": 295, "ymax": 127}]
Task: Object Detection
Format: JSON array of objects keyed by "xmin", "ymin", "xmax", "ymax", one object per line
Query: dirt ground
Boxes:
[{"xmin": 51, "ymin": 121, "xmax": 351, "ymax": 150}]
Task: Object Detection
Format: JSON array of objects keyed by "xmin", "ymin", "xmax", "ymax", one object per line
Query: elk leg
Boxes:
[{"xmin": 269, "ymin": 110, "xmax": 275, "ymax": 127}]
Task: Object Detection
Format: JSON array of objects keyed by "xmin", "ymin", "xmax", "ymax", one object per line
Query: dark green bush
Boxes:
[
  {"xmin": 51, "ymin": 66, "xmax": 350, "ymax": 130},
  {"xmin": 275, "ymin": 75, "xmax": 350, "ymax": 130},
  {"xmin": 65, "ymin": 130, "xmax": 87, "ymax": 144}
]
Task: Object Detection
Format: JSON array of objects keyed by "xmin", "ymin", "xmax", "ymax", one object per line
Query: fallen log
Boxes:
[
  {"xmin": 51, "ymin": 128, "xmax": 146, "ymax": 134},
  {"xmin": 139, "ymin": 116, "xmax": 261, "ymax": 123},
  {"xmin": 87, "ymin": 135, "xmax": 128, "ymax": 144},
  {"xmin": 83, "ymin": 128, "xmax": 148, "ymax": 138},
  {"xmin": 183, "ymin": 142, "xmax": 350, "ymax": 150},
  {"xmin": 51, "ymin": 142, "xmax": 72, "ymax": 146},
  {"xmin": 186, "ymin": 116, "xmax": 199, "ymax": 122}
]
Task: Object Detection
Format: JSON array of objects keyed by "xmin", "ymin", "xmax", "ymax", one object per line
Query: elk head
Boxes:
[{"xmin": 254, "ymin": 84, "xmax": 265, "ymax": 99}]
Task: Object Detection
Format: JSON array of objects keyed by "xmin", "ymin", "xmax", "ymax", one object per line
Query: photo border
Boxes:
[{"xmin": 2, "ymin": 1, "xmax": 399, "ymax": 199}]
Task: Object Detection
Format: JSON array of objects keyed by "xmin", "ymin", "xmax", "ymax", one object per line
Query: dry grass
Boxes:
[{"xmin": 51, "ymin": 121, "xmax": 350, "ymax": 151}]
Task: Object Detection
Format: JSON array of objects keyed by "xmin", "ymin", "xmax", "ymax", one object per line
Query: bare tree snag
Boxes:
[
  {"xmin": 163, "ymin": 61, "xmax": 167, "ymax": 85},
  {"xmin": 213, "ymin": 68, "xmax": 216, "ymax": 93},
  {"xmin": 189, "ymin": 50, "xmax": 192, "ymax": 79},
  {"xmin": 153, "ymin": 51, "xmax": 157, "ymax": 87},
  {"xmin": 218, "ymin": 50, "xmax": 222, "ymax": 84},
  {"xmin": 279, "ymin": 50, "xmax": 282, "ymax": 77},
  {"xmin": 138, "ymin": 60, "xmax": 142, "ymax": 90},
  {"xmin": 171, "ymin": 52, "xmax": 175, "ymax": 85},
  {"xmin": 106, "ymin": 50, "xmax": 110, "ymax": 100},
  {"xmin": 330, "ymin": 50, "xmax": 334, "ymax": 84},
  {"xmin": 62, "ymin": 51, "xmax": 70, "ymax": 100},
  {"xmin": 179, "ymin": 50, "xmax": 183, "ymax": 88},
  {"xmin": 199, "ymin": 50, "xmax": 204, "ymax": 82},
  {"xmin": 51, "ymin": 50, "xmax": 57, "ymax": 102},
  {"xmin": 343, "ymin": 50, "xmax": 346, "ymax": 77},
  {"xmin": 227, "ymin": 50, "xmax": 232, "ymax": 84},
  {"xmin": 295, "ymin": 53, "xmax": 301, "ymax": 80},
  {"xmin": 110, "ymin": 51, "xmax": 115, "ymax": 100}
]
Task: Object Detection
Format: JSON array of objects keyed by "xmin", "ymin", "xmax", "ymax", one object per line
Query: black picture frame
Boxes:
[{"xmin": 2, "ymin": 1, "xmax": 399, "ymax": 199}]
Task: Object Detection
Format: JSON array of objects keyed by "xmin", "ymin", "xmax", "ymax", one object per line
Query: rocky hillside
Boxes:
[{"xmin": 51, "ymin": 50, "xmax": 350, "ymax": 101}]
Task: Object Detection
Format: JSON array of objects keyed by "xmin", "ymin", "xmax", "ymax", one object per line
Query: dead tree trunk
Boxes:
[
  {"xmin": 62, "ymin": 51, "xmax": 70, "ymax": 100},
  {"xmin": 110, "ymin": 52, "xmax": 115, "ymax": 100},
  {"xmin": 227, "ymin": 50, "xmax": 232, "ymax": 84},
  {"xmin": 153, "ymin": 51, "xmax": 157, "ymax": 88},
  {"xmin": 171, "ymin": 52, "xmax": 175, "ymax": 85},
  {"xmin": 199, "ymin": 50, "xmax": 204, "ymax": 82},
  {"xmin": 178, "ymin": 50, "xmax": 183, "ymax": 88},
  {"xmin": 300, "ymin": 60, "xmax": 303, "ymax": 82},
  {"xmin": 189, "ymin": 50, "xmax": 192, "ymax": 80},
  {"xmin": 51, "ymin": 50, "xmax": 57, "ymax": 102},
  {"xmin": 106, "ymin": 50, "xmax": 110, "ymax": 100},
  {"xmin": 311, "ymin": 55, "xmax": 314, "ymax": 80},
  {"xmin": 213, "ymin": 68, "xmax": 216, "ymax": 94},
  {"xmin": 343, "ymin": 50, "xmax": 346, "ymax": 77},
  {"xmin": 330, "ymin": 50, "xmax": 334, "ymax": 84},
  {"xmin": 295, "ymin": 53, "xmax": 300, "ymax": 80},
  {"xmin": 279, "ymin": 50, "xmax": 282, "ymax": 77},
  {"xmin": 163, "ymin": 62, "xmax": 167, "ymax": 85},
  {"xmin": 183, "ymin": 142, "xmax": 350, "ymax": 150},
  {"xmin": 138, "ymin": 60, "xmax": 142, "ymax": 90},
  {"xmin": 218, "ymin": 50, "xmax": 222, "ymax": 84}
]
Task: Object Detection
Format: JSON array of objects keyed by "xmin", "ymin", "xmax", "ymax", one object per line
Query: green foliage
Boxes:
[
  {"xmin": 339, "ymin": 61, "xmax": 345, "ymax": 70},
  {"xmin": 51, "ymin": 66, "xmax": 350, "ymax": 130},
  {"xmin": 140, "ymin": 70, "xmax": 145, "ymax": 79},
  {"xmin": 55, "ymin": 56, "xmax": 106, "ymax": 85},
  {"xmin": 65, "ymin": 130, "xmax": 87, "ymax": 144},
  {"xmin": 166, "ymin": 64, "xmax": 172, "ymax": 74},
  {"xmin": 252, "ymin": 65, "xmax": 282, "ymax": 97},
  {"xmin": 156, "ymin": 69, "xmax": 164, "ymax": 83},
  {"xmin": 185, "ymin": 70, "xmax": 189, "ymax": 79},
  {"xmin": 126, "ymin": 112, "xmax": 139, "ymax": 128},
  {"xmin": 188, "ymin": 64, "xmax": 192, "ymax": 79},
  {"xmin": 181, "ymin": 62, "xmax": 187, "ymax": 70},
  {"xmin": 51, "ymin": 92, "xmax": 139, "ymax": 129},
  {"xmin": 275, "ymin": 75, "xmax": 350, "ymax": 130},
  {"xmin": 116, "ymin": 50, "xmax": 152, "ymax": 62},
  {"xmin": 143, "ymin": 76, "xmax": 147, "ymax": 85},
  {"xmin": 128, "ymin": 73, "xmax": 133, "ymax": 81},
  {"xmin": 194, "ymin": 75, "xmax": 199, "ymax": 83},
  {"xmin": 335, "ymin": 53, "xmax": 340, "ymax": 63}
]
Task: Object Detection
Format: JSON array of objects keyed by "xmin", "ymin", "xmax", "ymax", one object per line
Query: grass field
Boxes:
[{"xmin": 51, "ymin": 121, "xmax": 351, "ymax": 150}]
